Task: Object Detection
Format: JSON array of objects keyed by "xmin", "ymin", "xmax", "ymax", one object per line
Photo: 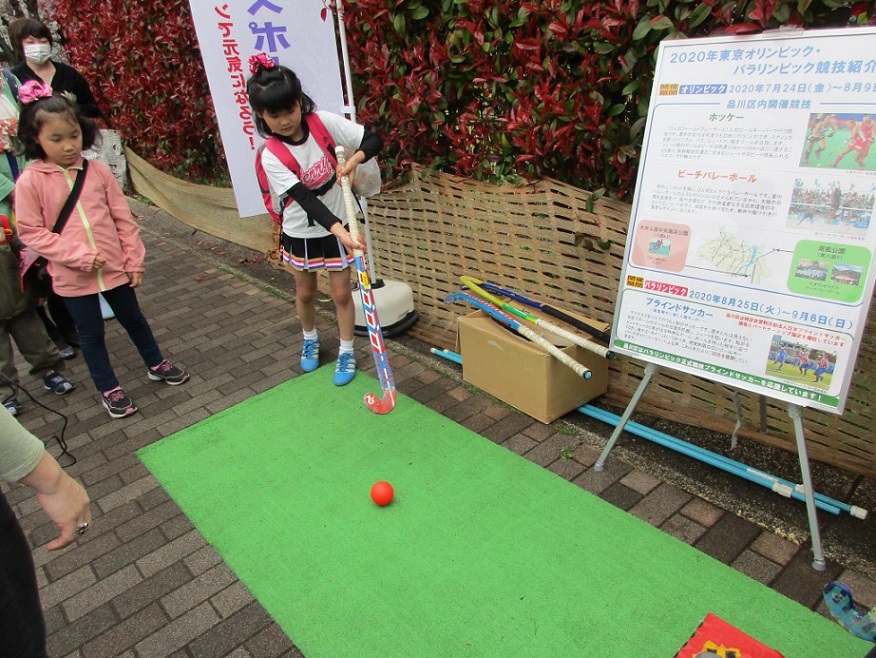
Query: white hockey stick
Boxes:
[{"xmin": 336, "ymin": 147, "xmax": 397, "ymax": 414}]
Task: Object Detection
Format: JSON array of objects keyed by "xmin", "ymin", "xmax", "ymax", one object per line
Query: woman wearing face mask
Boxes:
[{"xmin": 8, "ymin": 18, "xmax": 102, "ymax": 119}]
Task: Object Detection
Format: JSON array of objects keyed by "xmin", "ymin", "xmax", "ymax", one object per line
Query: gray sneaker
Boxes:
[
  {"xmin": 101, "ymin": 387, "xmax": 137, "ymax": 419},
  {"xmin": 148, "ymin": 360, "xmax": 190, "ymax": 385}
]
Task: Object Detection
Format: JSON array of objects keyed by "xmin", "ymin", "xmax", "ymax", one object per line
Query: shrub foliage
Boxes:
[
  {"xmin": 51, "ymin": 0, "xmax": 224, "ymax": 181},
  {"xmin": 50, "ymin": 0, "xmax": 872, "ymax": 198},
  {"xmin": 343, "ymin": 0, "xmax": 873, "ymax": 199}
]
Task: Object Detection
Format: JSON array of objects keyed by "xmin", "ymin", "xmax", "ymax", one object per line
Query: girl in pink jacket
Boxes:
[{"xmin": 14, "ymin": 82, "xmax": 189, "ymax": 419}]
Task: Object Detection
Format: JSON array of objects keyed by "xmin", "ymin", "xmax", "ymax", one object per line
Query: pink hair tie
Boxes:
[
  {"xmin": 19, "ymin": 80, "xmax": 53, "ymax": 105},
  {"xmin": 248, "ymin": 53, "xmax": 276, "ymax": 75}
]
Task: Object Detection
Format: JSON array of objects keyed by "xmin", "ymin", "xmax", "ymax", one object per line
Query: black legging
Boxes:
[{"xmin": 0, "ymin": 492, "xmax": 48, "ymax": 657}]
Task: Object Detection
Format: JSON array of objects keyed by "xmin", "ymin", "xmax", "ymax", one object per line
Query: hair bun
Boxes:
[{"xmin": 248, "ymin": 53, "xmax": 276, "ymax": 76}]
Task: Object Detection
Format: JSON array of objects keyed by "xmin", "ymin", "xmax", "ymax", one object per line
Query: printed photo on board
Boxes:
[
  {"xmin": 786, "ymin": 177, "xmax": 874, "ymax": 236},
  {"xmin": 767, "ymin": 336, "xmax": 836, "ymax": 391},
  {"xmin": 799, "ymin": 112, "xmax": 874, "ymax": 172}
]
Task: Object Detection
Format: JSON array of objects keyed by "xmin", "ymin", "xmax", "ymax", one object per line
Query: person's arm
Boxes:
[
  {"xmin": 287, "ymin": 185, "xmax": 364, "ymax": 255},
  {"xmin": 0, "ymin": 410, "xmax": 91, "ymax": 550},
  {"xmin": 337, "ymin": 128, "xmax": 384, "ymax": 183},
  {"xmin": 19, "ymin": 451, "xmax": 91, "ymax": 550},
  {"xmin": 64, "ymin": 65, "xmax": 102, "ymax": 119},
  {"xmin": 14, "ymin": 168, "xmax": 100, "ymax": 269},
  {"xmin": 101, "ymin": 163, "xmax": 145, "ymax": 272},
  {"xmin": 357, "ymin": 129, "xmax": 384, "ymax": 162},
  {"xmin": 333, "ymin": 126, "xmax": 381, "ymax": 252},
  {"xmin": 288, "ymin": 183, "xmax": 341, "ymax": 232}
]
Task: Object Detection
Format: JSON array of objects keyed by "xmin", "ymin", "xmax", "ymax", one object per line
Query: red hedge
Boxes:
[
  {"xmin": 50, "ymin": 0, "xmax": 873, "ymax": 199},
  {"xmin": 51, "ymin": 0, "xmax": 224, "ymax": 182}
]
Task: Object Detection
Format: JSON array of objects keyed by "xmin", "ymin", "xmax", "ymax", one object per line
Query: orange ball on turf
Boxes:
[{"xmin": 370, "ymin": 481, "xmax": 394, "ymax": 506}]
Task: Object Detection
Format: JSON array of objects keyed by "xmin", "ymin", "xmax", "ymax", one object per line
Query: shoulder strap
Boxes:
[
  {"xmin": 263, "ymin": 113, "xmax": 338, "ymax": 176},
  {"xmin": 306, "ymin": 113, "xmax": 337, "ymax": 165},
  {"xmin": 263, "ymin": 137, "xmax": 302, "ymax": 176},
  {"xmin": 53, "ymin": 160, "xmax": 89, "ymax": 234}
]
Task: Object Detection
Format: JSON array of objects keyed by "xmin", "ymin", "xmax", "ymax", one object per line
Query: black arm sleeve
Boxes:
[
  {"xmin": 287, "ymin": 183, "xmax": 342, "ymax": 232},
  {"xmin": 357, "ymin": 129, "xmax": 384, "ymax": 162}
]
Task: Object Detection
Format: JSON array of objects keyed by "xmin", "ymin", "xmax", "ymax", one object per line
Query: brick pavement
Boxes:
[{"xmin": 2, "ymin": 202, "xmax": 875, "ymax": 657}]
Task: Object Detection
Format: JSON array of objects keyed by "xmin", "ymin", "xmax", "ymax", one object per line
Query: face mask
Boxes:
[{"xmin": 24, "ymin": 43, "xmax": 52, "ymax": 65}]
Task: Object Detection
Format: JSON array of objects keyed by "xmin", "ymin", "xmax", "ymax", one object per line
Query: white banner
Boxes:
[
  {"xmin": 612, "ymin": 27, "xmax": 876, "ymax": 414},
  {"xmin": 188, "ymin": 0, "xmax": 345, "ymax": 217}
]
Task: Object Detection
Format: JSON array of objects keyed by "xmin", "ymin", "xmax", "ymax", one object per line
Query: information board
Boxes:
[{"xmin": 612, "ymin": 27, "xmax": 876, "ymax": 414}]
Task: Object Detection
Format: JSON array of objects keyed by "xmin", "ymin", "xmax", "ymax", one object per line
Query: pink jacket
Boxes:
[{"xmin": 14, "ymin": 157, "xmax": 145, "ymax": 297}]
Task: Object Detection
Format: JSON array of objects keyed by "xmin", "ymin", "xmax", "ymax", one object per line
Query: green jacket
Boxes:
[
  {"xmin": 0, "ymin": 69, "xmax": 26, "ymax": 219},
  {"xmin": 0, "ymin": 222, "xmax": 32, "ymax": 321},
  {"xmin": 0, "ymin": 71, "xmax": 31, "ymax": 320}
]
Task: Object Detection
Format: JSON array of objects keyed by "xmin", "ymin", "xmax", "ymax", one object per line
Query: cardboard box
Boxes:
[{"xmin": 457, "ymin": 309, "xmax": 609, "ymax": 423}]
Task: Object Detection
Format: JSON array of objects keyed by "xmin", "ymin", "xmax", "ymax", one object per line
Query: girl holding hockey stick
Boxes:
[{"xmin": 247, "ymin": 53, "xmax": 383, "ymax": 386}]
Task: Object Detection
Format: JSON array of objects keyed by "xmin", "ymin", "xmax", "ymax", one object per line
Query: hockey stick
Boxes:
[
  {"xmin": 476, "ymin": 279, "xmax": 612, "ymax": 345},
  {"xmin": 460, "ymin": 276, "xmax": 614, "ymax": 360},
  {"xmin": 336, "ymin": 147, "xmax": 396, "ymax": 414},
  {"xmin": 444, "ymin": 291, "xmax": 592, "ymax": 379}
]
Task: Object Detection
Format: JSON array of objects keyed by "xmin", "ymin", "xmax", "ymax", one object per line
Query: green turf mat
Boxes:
[{"xmin": 138, "ymin": 374, "xmax": 865, "ymax": 657}]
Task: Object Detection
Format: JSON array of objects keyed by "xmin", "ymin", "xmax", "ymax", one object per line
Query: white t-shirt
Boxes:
[{"xmin": 261, "ymin": 110, "xmax": 365, "ymax": 239}]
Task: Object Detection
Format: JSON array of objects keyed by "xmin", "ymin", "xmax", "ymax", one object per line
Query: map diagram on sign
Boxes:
[{"xmin": 695, "ymin": 228, "xmax": 773, "ymax": 285}]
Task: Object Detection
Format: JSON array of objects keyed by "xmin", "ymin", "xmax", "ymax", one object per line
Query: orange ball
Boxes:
[{"xmin": 370, "ymin": 481, "xmax": 394, "ymax": 506}]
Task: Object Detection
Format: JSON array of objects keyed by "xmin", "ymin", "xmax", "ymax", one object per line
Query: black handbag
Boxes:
[{"xmin": 19, "ymin": 160, "xmax": 89, "ymax": 297}]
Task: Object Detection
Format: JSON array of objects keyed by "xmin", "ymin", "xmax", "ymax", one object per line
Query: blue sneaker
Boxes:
[
  {"xmin": 333, "ymin": 352, "xmax": 356, "ymax": 386},
  {"xmin": 43, "ymin": 370, "xmax": 75, "ymax": 395},
  {"xmin": 300, "ymin": 339, "xmax": 320, "ymax": 372},
  {"xmin": 3, "ymin": 398, "xmax": 22, "ymax": 416}
]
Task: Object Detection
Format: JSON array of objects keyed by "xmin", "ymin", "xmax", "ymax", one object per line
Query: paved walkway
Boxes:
[{"xmin": 3, "ymin": 199, "xmax": 875, "ymax": 658}]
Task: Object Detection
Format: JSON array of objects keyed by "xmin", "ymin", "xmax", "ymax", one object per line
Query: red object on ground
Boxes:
[
  {"xmin": 370, "ymin": 481, "xmax": 394, "ymax": 506},
  {"xmin": 675, "ymin": 612, "xmax": 785, "ymax": 657}
]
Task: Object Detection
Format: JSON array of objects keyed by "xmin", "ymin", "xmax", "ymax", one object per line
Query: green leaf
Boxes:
[
  {"xmin": 649, "ymin": 15, "xmax": 674, "ymax": 30},
  {"xmin": 606, "ymin": 103, "xmax": 626, "ymax": 116},
  {"xmin": 689, "ymin": 2, "xmax": 713, "ymax": 28},
  {"xmin": 622, "ymin": 79, "xmax": 641, "ymax": 96},
  {"xmin": 392, "ymin": 12, "xmax": 406, "ymax": 34},
  {"xmin": 510, "ymin": 6, "xmax": 529, "ymax": 28},
  {"xmin": 410, "ymin": 5, "xmax": 429, "ymax": 19},
  {"xmin": 773, "ymin": 3, "xmax": 791, "ymax": 22},
  {"xmin": 632, "ymin": 18, "xmax": 651, "ymax": 41},
  {"xmin": 593, "ymin": 42, "xmax": 615, "ymax": 55},
  {"xmin": 630, "ymin": 116, "xmax": 647, "ymax": 140}
]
